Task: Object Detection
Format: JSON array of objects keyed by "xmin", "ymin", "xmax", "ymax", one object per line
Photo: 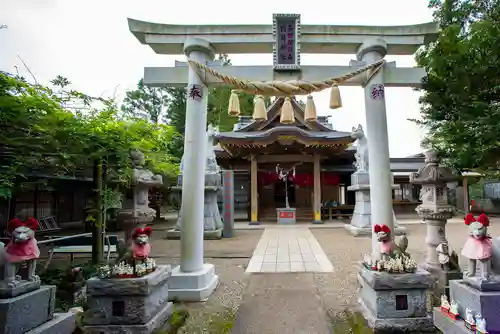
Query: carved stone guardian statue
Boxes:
[{"xmin": 351, "ymin": 124, "xmax": 369, "ymax": 173}]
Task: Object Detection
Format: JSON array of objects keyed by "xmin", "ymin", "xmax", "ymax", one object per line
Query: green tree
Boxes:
[
  {"xmin": 416, "ymin": 0, "xmax": 500, "ymax": 174},
  {"xmin": 121, "ymin": 79, "xmax": 170, "ymax": 124}
]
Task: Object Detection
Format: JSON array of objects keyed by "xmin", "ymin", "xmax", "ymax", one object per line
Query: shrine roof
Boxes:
[{"xmin": 216, "ymin": 97, "xmax": 352, "ymax": 143}]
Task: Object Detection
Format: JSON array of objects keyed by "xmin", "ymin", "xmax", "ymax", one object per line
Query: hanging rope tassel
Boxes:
[
  {"xmin": 280, "ymin": 97, "xmax": 295, "ymax": 124},
  {"xmin": 329, "ymin": 84, "xmax": 342, "ymax": 109},
  {"xmin": 304, "ymin": 95, "xmax": 317, "ymax": 122},
  {"xmin": 228, "ymin": 90, "xmax": 241, "ymax": 116},
  {"xmin": 252, "ymin": 95, "xmax": 267, "ymax": 121}
]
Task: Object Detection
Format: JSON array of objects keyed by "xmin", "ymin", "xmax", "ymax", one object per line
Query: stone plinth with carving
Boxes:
[
  {"xmin": 83, "ymin": 265, "xmax": 174, "ymax": 334},
  {"xmin": 410, "ymin": 149, "xmax": 459, "ymax": 275},
  {"xmin": 167, "ymin": 125, "xmax": 223, "ymax": 240},
  {"xmin": 118, "ymin": 150, "xmax": 163, "ymax": 231}
]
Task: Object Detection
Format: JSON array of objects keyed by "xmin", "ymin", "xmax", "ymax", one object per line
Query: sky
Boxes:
[{"xmin": 0, "ymin": 0, "xmax": 434, "ymax": 157}]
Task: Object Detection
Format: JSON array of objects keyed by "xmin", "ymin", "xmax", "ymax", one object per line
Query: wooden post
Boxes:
[
  {"xmin": 463, "ymin": 176, "xmax": 469, "ymax": 212},
  {"xmin": 313, "ymin": 154, "xmax": 322, "ymax": 224},
  {"xmin": 92, "ymin": 159, "xmax": 104, "ymax": 264},
  {"xmin": 250, "ymin": 155, "xmax": 259, "ymax": 225}
]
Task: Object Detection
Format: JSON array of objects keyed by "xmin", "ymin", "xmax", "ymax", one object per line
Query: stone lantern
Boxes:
[{"xmin": 409, "ymin": 149, "xmax": 459, "ymax": 274}]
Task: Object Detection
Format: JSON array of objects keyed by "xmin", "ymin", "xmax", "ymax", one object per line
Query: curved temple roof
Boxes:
[{"xmin": 216, "ymin": 97, "xmax": 353, "ymax": 146}]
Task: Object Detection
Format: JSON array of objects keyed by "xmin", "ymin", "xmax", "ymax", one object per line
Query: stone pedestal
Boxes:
[
  {"xmin": 167, "ymin": 263, "xmax": 219, "ymax": 302},
  {"xmin": 438, "ymin": 279, "xmax": 500, "ymax": 333},
  {"xmin": 166, "ymin": 173, "xmax": 223, "ymax": 240},
  {"xmin": 344, "ymin": 172, "xmax": 406, "ymax": 237},
  {"xmin": 0, "ymin": 284, "xmax": 76, "ymax": 334},
  {"xmin": 357, "ymin": 265, "xmax": 435, "ymax": 333},
  {"xmin": 83, "ymin": 265, "xmax": 174, "ymax": 334},
  {"xmin": 276, "ymin": 208, "xmax": 296, "ymax": 224}
]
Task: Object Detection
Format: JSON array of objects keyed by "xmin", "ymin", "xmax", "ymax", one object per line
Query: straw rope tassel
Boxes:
[
  {"xmin": 228, "ymin": 90, "xmax": 240, "ymax": 116},
  {"xmin": 304, "ymin": 95, "xmax": 317, "ymax": 121},
  {"xmin": 280, "ymin": 97, "xmax": 295, "ymax": 124},
  {"xmin": 329, "ymin": 84, "xmax": 342, "ymax": 109},
  {"xmin": 252, "ymin": 95, "xmax": 267, "ymax": 121}
]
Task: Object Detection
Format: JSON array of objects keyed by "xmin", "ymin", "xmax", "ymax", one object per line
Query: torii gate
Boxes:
[{"xmin": 128, "ymin": 15, "xmax": 438, "ymax": 301}]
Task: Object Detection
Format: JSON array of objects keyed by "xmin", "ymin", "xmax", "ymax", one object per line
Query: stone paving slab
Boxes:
[
  {"xmin": 246, "ymin": 227, "xmax": 334, "ymax": 273},
  {"xmin": 231, "ymin": 273, "xmax": 331, "ymax": 334}
]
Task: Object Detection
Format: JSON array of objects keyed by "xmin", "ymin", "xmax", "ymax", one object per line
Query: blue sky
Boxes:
[{"xmin": 0, "ymin": 0, "xmax": 434, "ymax": 157}]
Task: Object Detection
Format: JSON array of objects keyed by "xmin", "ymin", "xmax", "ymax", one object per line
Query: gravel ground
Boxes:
[
  {"xmin": 311, "ymin": 221, "xmax": 500, "ymax": 317},
  {"xmin": 152, "ymin": 230, "xmax": 264, "ymax": 333}
]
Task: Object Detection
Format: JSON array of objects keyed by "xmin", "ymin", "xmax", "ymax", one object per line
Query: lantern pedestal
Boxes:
[{"xmin": 345, "ymin": 171, "xmax": 406, "ymax": 236}]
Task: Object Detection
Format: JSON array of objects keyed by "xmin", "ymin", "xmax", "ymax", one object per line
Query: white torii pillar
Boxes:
[
  {"xmin": 167, "ymin": 37, "xmax": 219, "ymax": 302},
  {"xmin": 357, "ymin": 39, "xmax": 396, "ymax": 257}
]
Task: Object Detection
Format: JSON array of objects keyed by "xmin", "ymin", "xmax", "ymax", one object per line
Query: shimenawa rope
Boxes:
[{"xmin": 187, "ymin": 59, "xmax": 386, "ymax": 96}]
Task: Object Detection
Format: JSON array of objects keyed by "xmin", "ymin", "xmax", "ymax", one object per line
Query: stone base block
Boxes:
[
  {"xmin": 359, "ymin": 298, "xmax": 434, "ymax": 333},
  {"xmin": 344, "ymin": 224, "xmax": 371, "ymax": 237},
  {"xmin": 168, "ymin": 264, "xmax": 219, "ymax": 302},
  {"xmin": 165, "ymin": 228, "xmax": 222, "ymax": 240},
  {"xmin": 248, "ymin": 221, "xmax": 260, "ymax": 226},
  {"xmin": 0, "ymin": 285, "xmax": 56, "ymax": 334},
  {"xmin": 463, "ymin": 275, "xmax": 500, "ymax": 291},
  {"xmin": 84, "ymin": 301, "xmax": 174, "ymax": 334},
  {"xmin": 450, "ymin": 280, "xmax": 500, "ymax": 333},
  {"xmin": 433, "ymin": 307, "xmax": 478, "ymax": 334},
  {"xmin": 312, "ymin": 220, "xmax": 323, "ymax": 225},
  {"xmin": 344, "ymin": 224, "xmax": 407, "ymax": 237},
  {"xmin": 25, "ymin": 312, "xmax": 77, "ymax": 334},
  {"xmin": 357, "ymin": 266, "xmax": 434, "ymax": 333},
  {"xmin": 0, "ymin": 279, "xmax": 41, "ymax": 298},
  {"xmin": 85, "ymin": 265, "xmax": 171, "ymax": 326}
]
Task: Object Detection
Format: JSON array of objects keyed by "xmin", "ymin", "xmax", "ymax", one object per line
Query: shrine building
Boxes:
[{"xmin": 215, "ymin": 97, "xmax": 425, "ymax": 223}]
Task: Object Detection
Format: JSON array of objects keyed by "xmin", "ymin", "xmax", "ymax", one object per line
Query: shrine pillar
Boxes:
[
  {"xmin": 357, "ymin": 39, "xmax": 394, "ymax": 256},
  {"xmin": 313, "ymin": 154, "xmax": 322, "ymax": 224},
  {"xmin": 250, "ymin": 154, "xmax": 259, "ymax": 225},
  {"xmin": 167, "ymin": 37, "xmax": 219, "ymax": 302}
]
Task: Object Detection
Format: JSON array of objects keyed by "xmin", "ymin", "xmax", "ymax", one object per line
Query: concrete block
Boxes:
[
  {"xmin": 168, "ymin": 264, "xmax": 219, "ymax": 302},
  {"xmin": 0, "ymin": 279, "xmax": 41, "ymax": 298},
  {"xmin": 351, "ymin": 172, "xmax": 369, "ymax": 185},
  {"xmin": 450, "ymin": 280, "xmax": 500, "ymax": 333},
  {"xmin": 344, "ymin": 224, "xmax": 371, "ymax": 237},
  {"xmin": 84, "ymin": 301, "xmax": 173, "ymax": 334},
  {"xmin": 85, "ymin": 266, "xmax": 172, "ymax": 326},
  {"xmin": 0, "ymin": 285, "xmax": 56, "ymax": 334},
  {"xmin": 359, "ymin": 298, "xmax": 434, "ymax": 333},
  {"xmin": 87, "ymin": 265, "xmax": 171, "ymax": 296},
  {"xmin": 433, "ymin": 307, "xmax": 471, "ymax": 334},
  {"xmin": 166, "ymin": 228, "xmax": 222, "ymax": 240},
  {"xmin": 25, "ymin": 312, "xmax": 77, "ymax": 334},
  {"xmin": 358, "ymin": 266, "xmax": 434, "ymax": 333},
  {"xmin": 463, "ymin": 275, "xmax": 500, "ymax": 291}
]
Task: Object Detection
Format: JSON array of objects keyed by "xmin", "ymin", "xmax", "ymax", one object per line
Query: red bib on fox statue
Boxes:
[
  {"xmin": 131, "ymin": 227, "xmax": 152, "ymax": 260},
  {"xmin": 462, "ymin": 213, "xmax": 492, "ymax": 260},
  {"xmin": 5, "ymin": 217, "xmax": 40, "ymax": 263}
]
